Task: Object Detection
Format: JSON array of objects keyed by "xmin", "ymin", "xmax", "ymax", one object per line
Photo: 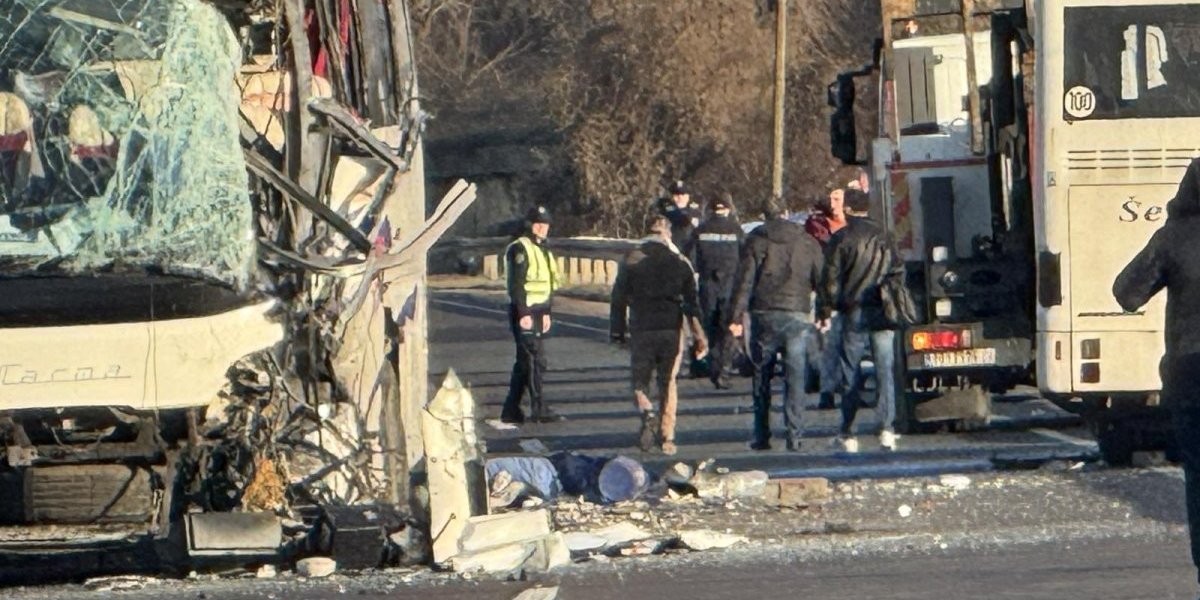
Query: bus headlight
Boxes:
[
  {"xmin": 935, "ymin": 298, "xmax": 953, "ymax": 318},
  {"xmin": 939, "ymin": 270, "xmax": 959, "ymax": 289}
]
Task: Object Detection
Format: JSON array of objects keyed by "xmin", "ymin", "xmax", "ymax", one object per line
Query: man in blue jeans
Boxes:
[
  {"xmin": 819, "ymin": 192, "xmax": 902, "ymax": 452},
  {"xmin": 729, "ymin": 199, "xmax": 824, "ymax": 451}
]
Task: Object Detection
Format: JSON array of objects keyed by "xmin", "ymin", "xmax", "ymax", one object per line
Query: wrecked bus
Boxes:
[{"xmin": 0, "ymin": 0, "xmax": 445, "ymax": 573}]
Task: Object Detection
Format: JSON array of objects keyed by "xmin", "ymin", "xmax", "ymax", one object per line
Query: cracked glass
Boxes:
[{"xmin": 0, "ymin": 0, "xmax": 255, "ymax": 287}]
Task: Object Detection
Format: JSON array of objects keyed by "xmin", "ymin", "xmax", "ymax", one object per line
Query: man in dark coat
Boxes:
[
  {"xmin": 819, "ymin": 191, "xmax": 903, "ymax": 453},
  {"xmin": 611, "ymin": 215, "xmax": 707, "ymax": 456},
  {"xmin": 500, "ymin": 206, "xmax": 562, "ymax": 425},
  {"xmin": 690, "ymin": 194, "xmax": 744, "ymax": 388},
  {"xmin": 730, "ymin": 199, "xmax": 824, "ymax": 451},
  {"xmin": 1114, "ymin": 158, "xmax": 1200, "ymax": 592}
]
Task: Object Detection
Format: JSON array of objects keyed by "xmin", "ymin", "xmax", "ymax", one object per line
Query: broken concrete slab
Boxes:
[
  {"xmin": 678, "ymin": 530, "xmax": 748, "ymax": 551},
  {"xmin": 562, "ymin": 531, "xmax": 608, "ymax": 552},
  {"xmin": 423, "ymin": 371, "xmax": 488, "ymax": 564},
  {"xmin": 450, "ymin": 541, "xmax": 535, "ymax": 574},
  {"xmin": 458, "ymin": 509, "xmax": 553, "ymax": 554},
  {"xmin": 763, "ymin": 478, "xmax": 831, "ymax": 508},
  {"xmin": 296, "ymin": 556, "xmax": 337, "ymax": 578},
  {"xmin": 692, "ymin": 469, "xmax": 769, "ymax": 500},
  {"xmin": 527, "ymin": 531, "xmax": 571, "ymax": 570},
  {"xmin": 590, "ymin": 522, "xmax": 654, "ymax": 546}
]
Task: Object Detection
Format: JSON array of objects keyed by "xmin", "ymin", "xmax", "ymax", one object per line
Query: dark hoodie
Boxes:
[
  {"xmin": 731, "ymin": 217, "xmax": 824, "ymax": 320},
  {"xmin": 1114, "ymin": 158, "xmax": 1200, "ymax": 377}
]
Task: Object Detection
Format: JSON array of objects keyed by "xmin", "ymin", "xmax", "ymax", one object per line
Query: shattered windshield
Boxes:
[
  {"xmin": 0, "ymin": 0, "xmax": 255, "ymax": 287},
  {"xmin": 1063, "ymin": 5, "xmax": 1200, "ymax": 121}
]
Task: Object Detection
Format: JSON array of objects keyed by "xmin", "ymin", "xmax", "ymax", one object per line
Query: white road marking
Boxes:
[
  {"xmin": 1031, "ymin": 427, "xmax": 1099, "ymax": 449},
  {"xmin": 432, "ymin": 298, "xmax": 611, "ymax": 335}
]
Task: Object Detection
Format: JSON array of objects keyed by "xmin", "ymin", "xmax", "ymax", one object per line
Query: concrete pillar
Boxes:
[
  {"xmin": 555, "ymin": 257, "xmax": 566, "ymax": 285},
  {"xmin": 567, "ymin": 257, "xmax": 580, "ymax": 286},
  {"xmin": 604, "ymin": 260, "xmax": 619, "ymax": 286},
  {"xmin": 482, "ymin": 254, "xmax": 500, "ymax": 280},
  {"xmin": 579, "ymin": 258, "xmax": 594, "ymax": 285}
]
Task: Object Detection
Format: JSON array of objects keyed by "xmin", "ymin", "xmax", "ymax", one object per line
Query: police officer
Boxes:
[
  {"xmin": 656, "ymin": 180, "xmax": 702, "ymax": 255},
  {"xmin": 611, "ymin": 215, "xmax": 708, "ymax": 455},
  {"xmin": 690, "ymin": 194, "xmax": 744, "ymax": 388},
  {"xmin": 500, "ymin": 206, "xmax": 562, "ymax": 425}
]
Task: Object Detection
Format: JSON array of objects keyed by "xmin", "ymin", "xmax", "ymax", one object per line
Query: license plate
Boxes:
[{"xmin": 922, "ymin": 348, "xmax": 997, "ymax": 368}]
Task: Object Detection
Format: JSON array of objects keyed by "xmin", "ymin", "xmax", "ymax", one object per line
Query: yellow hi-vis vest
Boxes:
[{"xmin": 508, "ymin": 236, "xmax": 558, "ymax": 306}]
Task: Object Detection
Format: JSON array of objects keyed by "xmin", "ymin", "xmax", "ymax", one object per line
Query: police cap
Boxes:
[{"xmin": 525, "ymin": 205, "xmax": 552, "ymax": 225}]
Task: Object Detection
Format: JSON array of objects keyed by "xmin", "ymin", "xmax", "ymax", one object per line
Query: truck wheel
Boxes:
[{"xmin": 1097, "ymin": 419, "xmax": 1135, "ymax": 466}]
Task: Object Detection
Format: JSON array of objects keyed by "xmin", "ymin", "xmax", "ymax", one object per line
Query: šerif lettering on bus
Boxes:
[{"xmin": 1119, "ymin": 198, "xmax": 1165, "ymax": 223}]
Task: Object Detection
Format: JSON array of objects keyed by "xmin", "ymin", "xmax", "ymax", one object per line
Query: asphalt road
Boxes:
[
  {"xmin": 429, "ymin": 287, "xmax": 1102, "ymax": 480},
  {"xmin": 9, "ymin": 536, "xmax": 1198, "ymax": 599}
]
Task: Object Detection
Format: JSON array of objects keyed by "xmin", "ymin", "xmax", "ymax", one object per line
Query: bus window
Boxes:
[{"xmin": 1063, "ymin": 5, "xmax": 1200, "ymax": 121}]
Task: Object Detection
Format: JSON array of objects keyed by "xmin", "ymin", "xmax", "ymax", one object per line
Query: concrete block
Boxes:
[
  {"xmin": 762, "ymin": 477, "xmax": 831, "ymax": 507},
  {"xmin": 567, "ymin": 257, "xmax": 581, "ymax": 285},
  {"xmin": 459, "ymin": 509, "xmax": 552, "ymax": 554},
  {"xmin": 555, "ymin": 257, "xmax": 566, "ymax": 283}
]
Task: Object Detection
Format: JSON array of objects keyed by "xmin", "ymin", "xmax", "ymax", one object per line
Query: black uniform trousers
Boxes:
[
  {"xmin": 502, "ymin": 312, "xmax": 548, "ymax": 421},
  {"xmin": 700, "ymin": 286, "xmax": 734, "ymax": 379},
  {"xmin": 1163, "ymin": 354, "xmax": 1200, "ymax": 584}
]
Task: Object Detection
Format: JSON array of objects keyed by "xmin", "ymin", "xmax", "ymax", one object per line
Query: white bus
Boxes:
[{"xmin": 831, "ymin": 0, "xmax": 1200, "ymax": 460}]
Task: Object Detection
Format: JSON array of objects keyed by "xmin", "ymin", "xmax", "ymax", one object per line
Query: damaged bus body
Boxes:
[
  {"xmin": 831, "ymin": 0, "xmax": 1200, "ymax": 461},
  {"xmin": 0, "ymin": 0, "xmax": 454, "ymax": 575}
]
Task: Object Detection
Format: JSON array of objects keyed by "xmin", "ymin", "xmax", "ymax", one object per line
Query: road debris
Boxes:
[
  {"xmin": 598, "ymin": 456, "xmax": 650, "ymax": 503},
  {"xmin": 939, "ymin": 474, "xmax": 972, "ymax": 491},
  {"xmin": 898, "ymin": 505, "xmax": 913, "ymax": 518},
  {"xmin": 763, "ymin": 478, "xmax": 831, "ymax": 507},
  {"xmin": 512, "ymin": 587, "xmax": 560, "ymax": 600},
  {"xmin": 297, "ymin": 557, "xmax": 337, "ymax": 578},
  {"xmin": 83, "ymin": 575, "xmax": 156, "ymax": 592},
  {"xmin": 679, "ymin": 530, "xmax": 748, "ymax": 551}
]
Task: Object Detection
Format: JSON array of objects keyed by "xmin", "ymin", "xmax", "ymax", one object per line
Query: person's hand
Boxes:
[
  {"xmin": 817, "ymin": 318, "xmax": 831, "ymax": 334},
  {"xmin": 542, "ymin": 315, "xmax": 552, "ymax": 333},
  {"xmin": 519, "ymin": 315, "xmax": 534, "ymax": 331},
  {"xmin": 729, "ymin": 323, "xmax": 744, "ymax": 338},
  {"xmin": 692, "ymin": 336, "xmax": 709, "ymax": 360}
]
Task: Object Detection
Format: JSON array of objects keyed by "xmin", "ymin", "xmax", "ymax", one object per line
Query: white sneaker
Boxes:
[
  {"xmin": 832, "ymin": 436, "xmax": 859, "ymax": 453},
  {"xmin": 879, "ymin": 430, "xmax": 898, "ymax": 451}
]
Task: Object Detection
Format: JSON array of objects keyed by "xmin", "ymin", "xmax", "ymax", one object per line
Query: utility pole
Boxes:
[{"xmin": 771, "ymin": 0, "xmax": 788, "ymax": 201}]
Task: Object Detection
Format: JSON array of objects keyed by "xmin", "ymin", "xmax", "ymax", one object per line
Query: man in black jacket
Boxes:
[
  {"xmin": 611, "ymin": 216, "xmax": 708, "ymax": 456},
  {"xmin": 501, "ymin": 206, "xmax": 562, "ymax": 425},
  {"xmin": 819, "ymin": 193, "xmax": 903, "ymax": 453},
  {"xmin": 1114, "ymin": 158, "xmax": 1200, "ymax": 592},
  {"xmin": 691, "ymin": 195, "xmax": 744, "ymax": 388},
  {"xmin": 729, "ymin": 199, "xmax": 824, "ymax": 451}
]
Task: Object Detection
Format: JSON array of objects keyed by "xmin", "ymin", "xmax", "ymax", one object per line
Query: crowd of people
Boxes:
[{"xmin": 499, "ymin": 173, "xmax": 908, "ymax": 457}]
